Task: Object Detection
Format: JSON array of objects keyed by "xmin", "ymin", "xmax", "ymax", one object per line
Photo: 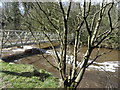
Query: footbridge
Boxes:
[{"xmin": 0, "ymin": 30, "xmax": 59, "ymax": 49}]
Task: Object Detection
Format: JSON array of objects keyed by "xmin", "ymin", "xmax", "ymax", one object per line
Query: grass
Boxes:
[{"xmin": 0, "ymin": 60, "xmax": 59, "ymax": 88}]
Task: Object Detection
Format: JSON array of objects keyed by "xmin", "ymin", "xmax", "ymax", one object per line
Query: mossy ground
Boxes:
[{"xmin": 0, "ymin": 60, "xmax": 59, "ymax": 88}]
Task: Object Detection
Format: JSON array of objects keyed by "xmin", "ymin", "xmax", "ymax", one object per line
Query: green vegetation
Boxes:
[{"xmin": 0, "ymin": 60, "xmax": 59, "ymax": 88}]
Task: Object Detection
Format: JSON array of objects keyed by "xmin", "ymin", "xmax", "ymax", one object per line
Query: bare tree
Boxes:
[{"xmin": 21, "ymin": 0, "xmax": 119, "ymax": 89}]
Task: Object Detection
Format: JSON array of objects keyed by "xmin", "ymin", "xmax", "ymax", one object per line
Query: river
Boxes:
[{"xmin": 1, "ymin": 44, "xmax": 120, "ymax": 88}]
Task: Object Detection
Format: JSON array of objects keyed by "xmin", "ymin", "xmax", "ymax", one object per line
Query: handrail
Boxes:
[
  {"xmin": 0, "ymin": 30, "xmax": 74, "ymax": 49},
  {"xmin": 0, "ymin": 30, "xmax": 60, "ymax": 48}
]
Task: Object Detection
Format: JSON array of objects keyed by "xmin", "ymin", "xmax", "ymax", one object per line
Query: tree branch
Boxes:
[
  {"xmin": 91, "ymin": 3, "xmax": 105, "ymax": 45},
  {"xmin": 83, "ymin": 1, "xmax": 91, "ymax": 37},
  {"xmin": 59, "ymin": 0, "xmax": 72, "ymax": 79},
  {"xmin": 43, "ymin": 27, "xmax": 61, "ymax": 64},
  {"xmin": 94, "ymin": 2, "xmax": 114, "ymax": 48},
  {"xmin": 90, "ymin": 2, "xmax": 112, "ymax": 32},
  {"xmin": 86, "ymin": 49, "xmax": 112, "ymax": 68},
  {"xmin": 36, "ymin": 2, "xmax": 59, "ymax": 30}
]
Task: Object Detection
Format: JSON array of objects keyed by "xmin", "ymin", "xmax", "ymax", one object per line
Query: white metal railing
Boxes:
[{"xmin": 0, "ymin": 30, "xmax": 59, "ymax": 48}]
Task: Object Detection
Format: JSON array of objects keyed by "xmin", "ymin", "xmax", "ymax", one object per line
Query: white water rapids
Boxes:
[{"xmin": 46, "ymin": 50, "xmax": 119, "ymax": 72}]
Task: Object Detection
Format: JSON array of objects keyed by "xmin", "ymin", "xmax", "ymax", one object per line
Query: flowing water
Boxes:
[{"xmin": 1, "ymin": 44, "xmax": 120, "ymax": 88}]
